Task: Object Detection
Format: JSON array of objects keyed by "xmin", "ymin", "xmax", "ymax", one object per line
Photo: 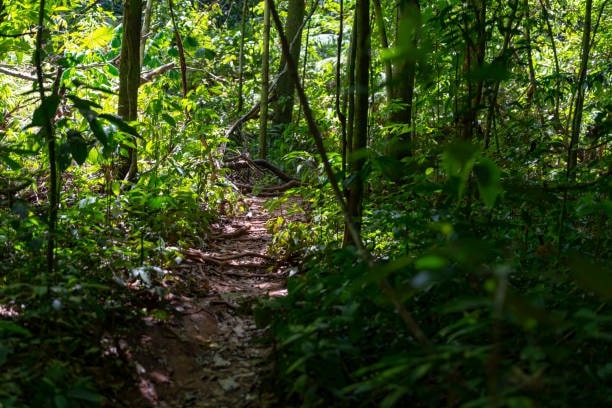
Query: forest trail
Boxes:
[{"xmin": 115, "ymin": 196, "xmax": 289, "ymax": 407}]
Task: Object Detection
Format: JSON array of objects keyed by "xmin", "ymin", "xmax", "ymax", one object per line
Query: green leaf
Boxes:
[
  {"xmin": 361, "ymin": 256, "xmax": 414, "ymax": 283},
  {"xmin": 67, "ymin": 130, "xmax": 89, "ymax": 165},
  {"xmin": 80, "ymin": 26, "xmax": 114, "ymax": 48},
  {"xmin": 184, "ymin": 36, "xmax": 198, "ymax": 47},
  {"xmin": 66, "ymin": 95, "xmax": 102, "ymax": 111},
  {"xmin": 105, "ymin": 63, "xmax": 119, "ymax": 77},
  {"xmin": 466, "ymin": 60, "xmax": 511, "ymax": 82},
  {"xmin": 99, "ymin": 113, "xmax": 140, "ymax": 137},
  {"xmin": 111, "ymin": 181, "xmax": 121, "ymax": 196},
  {"xmin": 0, "ymin": 153, "xmax": 22, "ymax": 169},
  {"xmin": 87, "ymin": 116, "xmax": 108, "ymax": 147},
  {"xmin": 0, "ymin": 321, "xmax": 32, "ymax": 336},
  {"xmin": 442, "ymin": 141, "xmax": 479, "ymax": 198},
  {"xmin": 53, "ymin": 395, "xmax": 68, "ymax": 408},
  {"xmin": 415, "ymin": 255, "xmax": 448, "ymax": 270},
  {"xmin": 29, "ymin": 95, "xmax": 60, "ymax": 128},
  {"xmin": 473, "ymin": 158, "xmax": 502, "ymax": 208},
  {"xmin": 161, "ymin": 113, "xmax": 176, "ymax": 127},
  {"xmin": 59, "ymin": 67, "xmax": 74, "ymax": 85},
  {"xmin": 58, "ymin": 141, "xmax": 72, "ymax": 172}
]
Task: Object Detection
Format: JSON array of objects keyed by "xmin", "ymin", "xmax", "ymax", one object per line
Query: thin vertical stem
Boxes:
[
  {"xmin": 35, "ymin": 0, "xmax": 58, "ymax": 276},
  {"xmin": 259, "ymin": 0, "xmax": 270, "ymax": 159}
]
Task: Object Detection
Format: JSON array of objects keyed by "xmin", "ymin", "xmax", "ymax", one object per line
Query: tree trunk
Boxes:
[
  {"xmin": 388, "ymin": 0, "xmax": 420, "ymax": 158},
  {"xmin": 458, "ymin": 0, "xmax": 486, "ymax": 141},
  {"xmin": 116, "ymin": 0, "xmax": 143, "ymax": 181},
  {"xmin": 259, "ymin": 0, "xmax": 271, "ymax": 159},
  {"xmin": 567, "ymin": 0, "xmax": 593, "ymax": 175},
  {"xmin": 272, "ymin": 0, "xmax": 305, "ymax": 131},
  {"xmin": 343, "ymin": 0, "xmax": 370, "ymax": 246}
]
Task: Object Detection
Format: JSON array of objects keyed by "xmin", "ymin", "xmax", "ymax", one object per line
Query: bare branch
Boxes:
[
  {"xmin": 140, "ymin": 62, "xmax": 176, "ymax": 84},
  {"xmin": 0, "ymin": 66, "xmax": 37, "ymax": 82}
]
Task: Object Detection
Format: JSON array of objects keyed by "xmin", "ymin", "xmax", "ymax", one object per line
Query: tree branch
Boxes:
[
  {"xmin": 0, "ymin": 66, "xmax": 38, "ymax": 81},
  {"xmin": 140, "ymin": 62, "xmax": 176, "ymax": 84}
]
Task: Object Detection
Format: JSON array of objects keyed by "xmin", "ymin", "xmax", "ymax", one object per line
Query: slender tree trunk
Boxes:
[
  {"xmin": 567, "ymin": 0, "xmax": 593, "ymax": 175},
  {"xmin": 140, "ymin": 0, "xmax": 153, "ymax": 67},
  {"xmin": 538, "ymin": 0, "xmax": 561, "ymax": 125},
  {"xmin": 343, "ymin": 0, "xmax": 370, "ymax": 246},
  {"xmin": 259, "ymin": 0, "xmax": 271, "ymax": 159},
  {"xmin": 345, "ymin": 13, "xmax": 358, "ymax": 171},
  {"xmin": 458, "ymin": 0, "xmax": 486, "ymax": 141},
  {"xmin": 484, "ymin": 0, "xmax": 520, "ymax": 150},
  {"xmin": 116, "ymin": 0, "xmax": 143, "ymax": 181},
  {"xmin": 168, "ymin": 0, "xmax": 187, "ymax": 98},
  {"xmin": 34, "ymin": 0, "xmax": 58, "ymax": 275},
  {"xmin": 272, "ymin": 0, "xmax": 305, "ymax": 131},
  {"xmin": 389, "ymin": 0, "xmax": 420, "ymax": 158},
  {"xmin": 335, "ymin": 0, "xmax": 347, "ymax": 175},
  {"xmin": 372, "ymin": 0, "xmax": 393, "ymax": 102},
  {"xmin": 237, "ymin": 0, "xmax": 249, "ymax": 150}
]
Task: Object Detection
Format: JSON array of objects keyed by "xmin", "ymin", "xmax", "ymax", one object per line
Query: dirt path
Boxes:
[{"xmin": 114, "ymin": 196, "xmax": 287, "ymax": 407}]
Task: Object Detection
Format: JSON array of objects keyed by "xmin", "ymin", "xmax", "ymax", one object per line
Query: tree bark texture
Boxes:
[
  {"xmin": 259, "ymin": 0, "xmax": 271, "ymax": 159},
  {"xmin": 567, "ymin": 0, "xmax": 593, "ymax": 174},
  {"xmin": 344, "ymin": 0, "xmax": 370, "ymax": 245},
  {"xmin": 116, "ymin": 0, "xmax": 143, "ymax": 181},
  {"xmin": 389, "ymin": 0, "xmax": 420, "ymax": 158},
  {"xmin": 458, "ymin": 0, "xmax": 486, "ymax": 141},
  {"xmin": 272, "ymin": 0, "xmax": 305, "ymax": 129}
]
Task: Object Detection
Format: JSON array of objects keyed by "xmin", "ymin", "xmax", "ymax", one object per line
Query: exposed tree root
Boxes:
[
  {"xmin": 182, "ymin": 248, "xmax": 272, "ymax": 266},
  {"xmin": 233, "ymin": 179, "xmax": 300, "ymax": 195},
  {"xmin": 209, "ymin": 226, "xmax": 250, "ymax": 240}
]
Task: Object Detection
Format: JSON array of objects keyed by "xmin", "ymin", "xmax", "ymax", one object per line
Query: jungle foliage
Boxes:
[{"xmin": 0, "ymin": 0, "xmax": 610, "ymax": 406}]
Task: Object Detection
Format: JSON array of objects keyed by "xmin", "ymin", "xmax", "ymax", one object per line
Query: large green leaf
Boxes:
[
  {"xmin": 67, "ymin": 96, "xmax": 109, "ymax": 147},
  {"xmin": 442, "ymin": 141, "xmax": 479, "ymax": 198},
  {"xmin": 99, "ymin": 113, "xmax": 140, "ymax": 137},
  {"xmin": 80, "ymin": 26, "xmax": 114, "ymax": 49},
  {"xmin": 0, "ymin": 321, "xmax": 32, "ymax": 336},
  {"xmin": 67, "ymin": 130, "xmax": 89, "ymax": 165},
  {"xmin": 473, "ymin": 158, "xmax": 502, "ymax": 208},
  {"xmin": 28, "ymin": 95, "xmax": 60, "ymax": 128}
]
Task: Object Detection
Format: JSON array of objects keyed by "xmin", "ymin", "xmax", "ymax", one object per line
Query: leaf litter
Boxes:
[{"xmin": 109, "ymin": 196, "xmax": 290, "ymax": 407}]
